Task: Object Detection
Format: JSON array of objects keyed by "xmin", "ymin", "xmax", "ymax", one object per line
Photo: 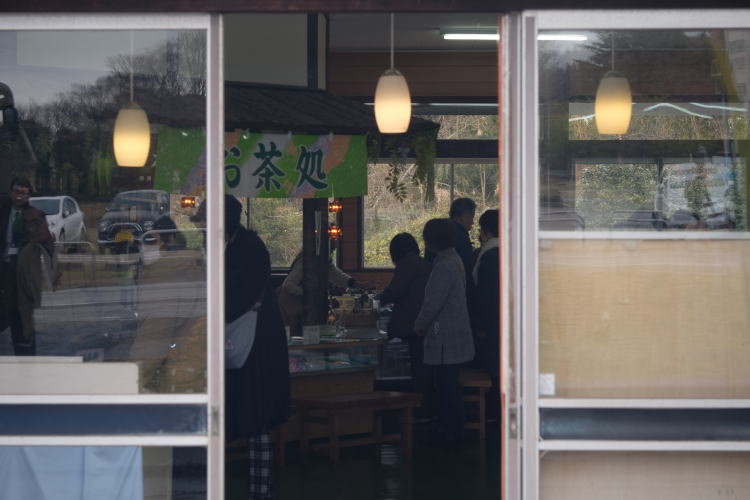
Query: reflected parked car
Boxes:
[
  {"xmin": 29, "ymin": 195, "xmax": 86, "ymax": 243},
  {"xmin": 97, "ymin": 189, "xmax": 171, "ymax": 254}
]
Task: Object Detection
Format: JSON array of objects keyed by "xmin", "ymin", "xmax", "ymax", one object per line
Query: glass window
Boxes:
[
  {"xmin": 538, "ymin": 28, "xmax": 750, "ymax": 399},
  {"xmin": 413, "ymin": 113, "xmax": 499, "ymax": 140},
  {"xmin": 363, "ymin": 162, "xmax": 498, "ymax": 268},
  {"xmin": 0, "ymin": 29, "xmax": 207, "ymax": 394},
  {"xmin": 0, "ymin": 446, "xmax": 206, "ymax": 499},
  {"xmin": 246, "ymin": 198, "xmax": 302, "ymax": 268},
  {"xmin": 541, "ymin": 29, "xmax": 750, "ymax": 233}
]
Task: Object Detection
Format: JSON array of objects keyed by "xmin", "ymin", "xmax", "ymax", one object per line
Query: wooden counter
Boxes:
[{"xmin": 282, "ymin": 328, "xmax": 384, "ymax": 443}]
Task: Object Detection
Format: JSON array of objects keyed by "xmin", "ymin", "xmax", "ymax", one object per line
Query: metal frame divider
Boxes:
[
  {"xmin": 505, "ymin": 11, "xmax": 525, "ymax": 500},
  {"xmin": 519, "ymin": 12, "xmax": 541, "ymax": 500},
  {"xmin": 207, "ymin": 13, "xmax": 225, "ymax": 500}
]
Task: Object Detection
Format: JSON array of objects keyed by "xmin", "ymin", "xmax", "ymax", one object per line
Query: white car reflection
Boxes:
[{"xmin": 29, "ymin": 195, "xmax": 86, "ymax": 244}]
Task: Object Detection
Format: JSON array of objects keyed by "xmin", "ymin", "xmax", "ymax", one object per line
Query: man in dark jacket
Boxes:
[
  {"xmin": 0, "ymin": 177, "xmax": 38, "ymax": 355},
  {"xmin": 224, "ymin": 194, "xmax": 290, "ymax": 500},
  {"xmin": 379, "ymin": 233, "xmax": 432, "ymax": 416},
  {"xmin": 448, "ymin": 197, "xmax": 477, "ymax": 287},
  {"xmin": 472, "ymin": 209, "xmax": 500, "ymax": 422}
]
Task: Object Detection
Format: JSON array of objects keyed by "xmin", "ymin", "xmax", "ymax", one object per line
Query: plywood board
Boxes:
[
  {"xmin": 541, "ymin": 452, "xmax": 750, "ymax": 500},
  {"xmin": 539, "ymin": 239, "xmax": 750, "ymax": 398}
]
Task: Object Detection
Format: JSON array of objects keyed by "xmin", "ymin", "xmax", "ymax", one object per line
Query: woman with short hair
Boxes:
[
  {"xmin": 379, "ymin": 232, "xmax": 432, "ymax": 416},
  {"xmin": 414, "ymin": 218, "xmax": 475, "ymax": 443}
]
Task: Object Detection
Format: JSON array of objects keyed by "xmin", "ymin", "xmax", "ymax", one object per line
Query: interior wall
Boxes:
[
  {"xmin": 327, "ymin": 52, "xmax": 497, "ymax": 97},
  {"xmin": 224, "ymin": 13, "xmax": 326, "ymax": 88},
  {"xmin": 539, "ymin": 238, "xmax": 750, "ymax": 398}
]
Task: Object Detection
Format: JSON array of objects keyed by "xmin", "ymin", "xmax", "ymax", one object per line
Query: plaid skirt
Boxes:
[{"xmin": 248, "ymin": 433, "xmax": 275, "ymax": 499}]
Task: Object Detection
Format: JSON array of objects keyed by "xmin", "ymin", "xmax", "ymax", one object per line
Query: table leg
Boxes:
[
  {"xmin": 402, "ymin": 407, "xmax": 414, "ymax": 456},
  {"xmin": 300, "ymin": 407, "xmax": 309, "ymax": 456},
  {"xmin": 329, "ymin": 411, "xmax": 340, "ymax": 463},
  {"xmin": 478, "ymin": 388, "xmax": 487, "ymax": 441},
  {"xmin": 373, "ymin": 411, "xmax": 383, "ymax": 444}
]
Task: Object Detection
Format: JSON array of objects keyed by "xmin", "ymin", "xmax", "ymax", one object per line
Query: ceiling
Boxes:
[{"xmin": 328, "ymin": 13, "xmax": 500, "ymax": 52}]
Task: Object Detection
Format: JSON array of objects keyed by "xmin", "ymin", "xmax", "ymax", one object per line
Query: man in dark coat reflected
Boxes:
[
  {"xmin": 224, "ymin": 194, "xmax": 290, "ymax": 500},
  {"xmin": 0, "ymin": 177, "xmax": 37, "ymax": 355}
]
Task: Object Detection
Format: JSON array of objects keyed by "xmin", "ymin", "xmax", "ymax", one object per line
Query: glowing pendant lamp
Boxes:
[
  {"xmin": 595, "ymin": 33, "xmax": 632, "ymax": 135},
  {"xmin": 114, "ymin": 32, "xmax": 150, "ymax": 167},
  {"xmin": 374, "ymin": 13, "xmax": 411, "ymax": 133}
]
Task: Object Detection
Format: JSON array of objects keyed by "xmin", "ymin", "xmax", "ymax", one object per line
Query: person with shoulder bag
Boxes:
[{"xmin": 224, "ymin": 194, "xmax": 290, "ymax": 500}]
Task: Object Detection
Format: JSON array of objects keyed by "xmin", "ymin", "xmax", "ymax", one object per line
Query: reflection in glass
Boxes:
[
  {"xmin": 539, "ymin": 29, "xmax": 750, "ymax": 232},
  {"xmin": 0, "ymin": 446, "xmax": 206, "ymax": 500},
  {"xmin": 0, "ymin": 30, "xmax": 207, "ymax": 394}
]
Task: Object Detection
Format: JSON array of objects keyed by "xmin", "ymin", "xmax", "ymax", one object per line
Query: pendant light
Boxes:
[
  {"xmin": 374, "ymin": 13, "xmax": 411, "ymax": 134},
  {"xmin": 595, "ymin": 32, "xmax": 632, "ymax": 135},
  {"xmin": 114, "ymin": 32, "xmax": 151, "ymax": 167}
]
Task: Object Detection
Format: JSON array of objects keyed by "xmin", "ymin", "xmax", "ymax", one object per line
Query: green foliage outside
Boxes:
[
  {"xmin": 364, "ymin": 161, "xmax": 499, "ymax": 267},
  {"xmin": 246, "ymin": 198, "xmax": 303, "ymax": 267}
]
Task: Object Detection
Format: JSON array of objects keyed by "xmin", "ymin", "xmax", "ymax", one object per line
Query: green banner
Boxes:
[
  {"xmin": 224, "ymin": 131, "xmax": 367, "ymax": 198},
  {"xmin": 155, "ymin": 128, "xmax": 368, "ymax": 199}
]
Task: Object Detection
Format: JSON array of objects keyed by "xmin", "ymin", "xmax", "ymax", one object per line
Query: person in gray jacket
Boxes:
[{"xmin": 414, "ymin": 218, "xmax": 475, "ymax": 443}]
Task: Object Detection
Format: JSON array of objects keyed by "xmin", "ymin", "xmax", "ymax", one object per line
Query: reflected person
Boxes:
[
  {"xmin": 0, "ymin": 177, "xmax": 37, "ymax": 355},
  {"xmin": 16, "ymin": 207, "xmax": 61, "ymax": 355}
]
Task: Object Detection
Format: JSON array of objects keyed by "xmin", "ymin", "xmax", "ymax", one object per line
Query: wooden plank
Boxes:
[
  {"xmin": 539, "ymin": 239, "xmax": 750, "ymax": 398},
  {"xmin": 541, "ymin": 452, "xmax": 750, "ymax": 500}
]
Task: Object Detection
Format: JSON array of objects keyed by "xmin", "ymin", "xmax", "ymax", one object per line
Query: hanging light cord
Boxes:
[
  {"xmin": 129, "ymin": 31, "xmax": 134, "ymax": 103},
  {"xmin": 610, "ymin": 31, "xmax": 615, "ymax": 71},
  {"xmin": 390, "ymin": 13, "xmax": 395, "ymax": 70}
]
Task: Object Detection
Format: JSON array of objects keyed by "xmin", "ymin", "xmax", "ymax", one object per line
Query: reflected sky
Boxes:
[{"xmin": 1, "ymin": 31, "xmax": 182, "ymax": 107}]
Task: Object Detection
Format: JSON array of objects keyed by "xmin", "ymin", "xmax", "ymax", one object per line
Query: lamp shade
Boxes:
[
  {"xmin": 594, "ymin": 71, "xmax": 632, "ymax": 135},
  {"xmin": 113, "ymin": 102, "xmax": 151, "ymax": 167},
  {"xmin": 374, "ymin": 68, "xmax": 411, "ymax": 134}
]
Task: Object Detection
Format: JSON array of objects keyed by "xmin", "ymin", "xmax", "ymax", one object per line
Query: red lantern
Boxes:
[
  {"xmin": 328, "ymin": 199, "xmax": 343, "ymax": 214},
  {"xmin": 327, "ymin": 224, "xmax": 343, "ymax": 240}
]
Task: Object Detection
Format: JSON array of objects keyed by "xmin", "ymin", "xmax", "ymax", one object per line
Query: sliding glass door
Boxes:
[{"xmin": 0, "ymin": 14, "xmax": 225, "ymax": 500}]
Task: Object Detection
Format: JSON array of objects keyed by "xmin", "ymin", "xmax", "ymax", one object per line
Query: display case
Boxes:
[{"xmin": 288, "ymin": 341, "xmax": 381, "ymax": 375}]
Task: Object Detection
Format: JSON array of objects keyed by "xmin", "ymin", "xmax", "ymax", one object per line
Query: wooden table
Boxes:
[{"xmin": 295, "ymin": 391, "xmax": 422, "ymax": 462}]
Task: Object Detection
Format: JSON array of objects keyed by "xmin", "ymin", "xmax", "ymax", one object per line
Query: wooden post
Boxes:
[{"xmin": 302, "ymin": 198, "xmax": 329, "ymax": 326}]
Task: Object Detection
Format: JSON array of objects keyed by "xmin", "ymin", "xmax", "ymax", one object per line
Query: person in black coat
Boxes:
[
  {"xmin": 427, "ymin": 198, "xmax": 477, "ymax": 291},
  {"xmin": 0, "ymin": 177, "xmax": 38, "ymax": 355},
  {"xmin": 471, "ymin": 209, "xmax": 500, "ymax": 422},
  {"xmin": 379, "ymin": 233, "xmax": 433, "ymax": 416},
  {"xmin": 224, "ymin": 194, "xmax": 290, "ymax": 500},
  {"xmin": 449, "ymin": 197, "xmax": 477, "ymax": 286}
]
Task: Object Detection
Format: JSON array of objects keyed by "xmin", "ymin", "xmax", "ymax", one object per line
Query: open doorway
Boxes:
[{"xmin": 222, "ymin": 12, "xmax": 502, "ymax": 500}]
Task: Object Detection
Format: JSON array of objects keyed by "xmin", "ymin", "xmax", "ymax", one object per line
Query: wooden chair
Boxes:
[{"xmin": 459, "ymin": 368, "xmax": 493, "ymax": 440}]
